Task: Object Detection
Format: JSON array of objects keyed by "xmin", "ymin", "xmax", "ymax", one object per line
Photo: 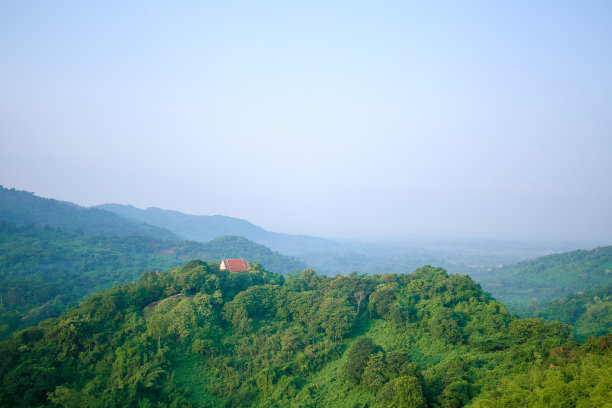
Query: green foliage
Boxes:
[
  {"xmin": 427, "ymin": 307, "xmax": 463, "ymax": 344},
  {"xmin": 361, "ymin": 351, "xmax": 387, "ymax": 390},
  {"xmin": 471, "ymin": 335, "xmax": 612, "ymax": 407},
  {"xmin": 0, "ymin": 185, "xmax": 177, "ymax": 239},
  {"xmin": 381, "ymin": 375, "xmax": 426, "ymax": 408},
  {"xmin": 343, "ymin": 337, "xmax": 381, "ymax": 384},
  {"xmin": 0, "ymin": 220, "xmax": 303, "ymax": 339},
  {"xmin": 368, "ymin": 283, "xmax": 396, "ymax": 318},
  {"xmin": 317, "ymin": 296, "xmax": 355, "ymax": 342},
  {"xmin": 479, "ymin": 245, "xmax": 612, "ymax": 311},
  {"xmin": 532, "ymin": 283, "xmax": 612, "ymax": 339},
  {"xmin": 0, "ymin": 262, "xmax": 609, "ymax": 408}
]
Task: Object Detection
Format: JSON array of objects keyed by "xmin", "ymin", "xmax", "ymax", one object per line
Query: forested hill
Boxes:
[
  {"xmin": 532, "ymin": 283, "xmax": 612, "ymax": 340},
  {"xmin": 0, "ymin": 186, "xmax": 178, "ymax": 240},
  {"xmin": 97, "ymin": 203, "xmax": 338, "ymax": 254},
  {"xmin": 0, "ymin": 220, "xmax": 304, "ymax": 339},
  {"xmin": 2, "ymin": 261, "xmax": 610, "ymax": 407},
  {"xmin": 478, "ymin": 245, "xmax": 612, "ymax": 311}
]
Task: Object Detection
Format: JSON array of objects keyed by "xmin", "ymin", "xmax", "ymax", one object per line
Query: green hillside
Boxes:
[
  {"xmin": 0, "ymin": 186, "xmax": 178, "ymax": 240},
  {"xmin": 478, "ymin": 246, "xmax": 612, "ymax": 311},
  {"xmin": 2, "ymin": 261, "xmax": 610, "ymax": 407},
  {"xmin": 532, "ymin": 283, "xmax": 612, "ymax": 339},
  {"xmin": 98, "ymin": 203, "xmax": 338, "ymax": 254},
  {"xmin": 0, "ymin": 220, "xmax": 304, "ymax": 339}
]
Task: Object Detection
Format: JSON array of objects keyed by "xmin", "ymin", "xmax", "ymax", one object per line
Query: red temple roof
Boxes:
[{"xmin": 220, "ymin": 259, "xmax": 249, "ymax": 272}]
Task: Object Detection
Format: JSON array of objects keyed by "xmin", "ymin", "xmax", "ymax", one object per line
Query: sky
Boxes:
[{"xmin": 1, "ymin": 1, "xmax": 611, "ymax": 243}]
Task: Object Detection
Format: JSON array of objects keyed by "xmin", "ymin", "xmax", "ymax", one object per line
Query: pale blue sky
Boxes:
[{"xmin": 1, "ymin": 1, "xmax": 611, "ymax": 243}]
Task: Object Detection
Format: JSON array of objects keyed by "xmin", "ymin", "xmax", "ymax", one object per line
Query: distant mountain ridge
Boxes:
[
  {"xmin": 97, "ymin": 203, "xmax": 338, "ymax": 254},
  {"xmin": 0, "ymin": 186, "xmax": 178, "ymax": 240}
]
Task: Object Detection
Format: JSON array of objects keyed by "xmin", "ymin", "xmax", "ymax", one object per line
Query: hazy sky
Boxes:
[{"xmin": 1, "ymin": 1, "xmax": 611, "ymax": 243}]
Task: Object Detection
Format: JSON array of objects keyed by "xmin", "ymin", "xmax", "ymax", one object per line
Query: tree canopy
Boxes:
[{"xmin": 2, "ymin": 261, "xmax": 609, "ymax": 407}]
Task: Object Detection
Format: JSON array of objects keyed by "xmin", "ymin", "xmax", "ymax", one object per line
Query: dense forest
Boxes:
[
  {"xmin": 0, "ymin": 221, "xmax": 303, "ymax": 339},
  {"xmin": 1, "ymin": 261, "xmax": 610, "ymax": 407},
  {"xmin": 531, "ymin": 283, "xmax": 612, "ymax": 340},
  {"xmin": 477, "ymin": 246, "xmax": 612, "ymax": 311}
]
